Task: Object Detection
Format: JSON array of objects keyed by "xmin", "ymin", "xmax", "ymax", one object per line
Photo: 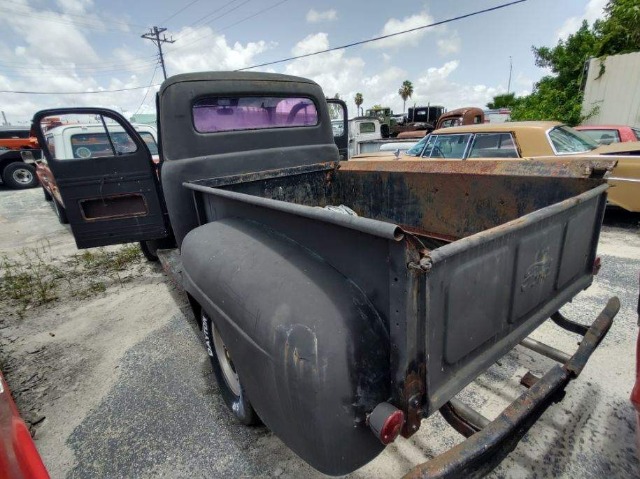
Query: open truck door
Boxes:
[
  {"xmin": 32, "ymin": 108, "xmax": 168, "ymax": 249},
  {"xmin": 327, "ymin": 98, "xmax": 348, "ymax": 160}
]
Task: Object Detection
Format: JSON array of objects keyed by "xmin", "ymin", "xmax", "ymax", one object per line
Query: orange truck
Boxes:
[{"xmin": 0, "ymin": 126, "xmax": 40, "ymax": 189}]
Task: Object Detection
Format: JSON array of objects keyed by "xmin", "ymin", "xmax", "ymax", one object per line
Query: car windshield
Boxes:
[
  {"xmin": 405, "ymin": 135, "xmax": 430, "ymax": 156},
  {"xmin": 548, "ymin": 126, "xmax": 598, "ymax": 154}
]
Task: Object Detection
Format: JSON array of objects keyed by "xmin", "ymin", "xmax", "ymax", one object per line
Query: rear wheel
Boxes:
[
  {"xmin": 2, "ymin": 162, "xmax": 38, "ymax": 189},
  {"xmin": 201, "ymin": 311, "xmax": 260, "ymax": 426},
  {"xmin": 52, "ymin": 198, "xmax": 68, "ymax": 224},
  {"xmin": 139, "ymin": 240, "xmax": 159, "ymax": 262}
]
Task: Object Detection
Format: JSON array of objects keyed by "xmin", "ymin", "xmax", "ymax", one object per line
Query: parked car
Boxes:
[
  {"xmin": 30, "ymin": 72, "xmax": 618, "ymax": 477},
  {"xmin": 575, "ymin": 124, "xmax": 640, "ymax": 145},
  {"xmin": 0, "ymin": 369, "xmax": 50, "ymax": 479},
  {"xmin": 0, "ymin": 126, "xmax": 40, "ymax": 189},
  {"xmin": 396, "ymin": 107, "xmax": 485, "ymax": 139},
  {"xmin": 31, "ymin": 123, "xmax": 159, "ymax": 224},
  {"xmin": 366, "ymin": 121, "xmax": 640, "ymax": 213}
]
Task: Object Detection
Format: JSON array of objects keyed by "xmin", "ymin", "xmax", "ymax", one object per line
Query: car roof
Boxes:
[{"xmin": 432, "ymin": 121, "xmax": 561, "ymax": 134}]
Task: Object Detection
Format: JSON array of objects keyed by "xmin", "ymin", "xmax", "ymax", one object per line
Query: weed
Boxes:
[{"xmin": 0, "ymin": 242, "xmax": 143, "ymax": 317}]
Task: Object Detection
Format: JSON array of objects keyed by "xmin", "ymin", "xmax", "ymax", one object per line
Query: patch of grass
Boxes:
[{"xmin": 0, "ymin": 242, "xmax": 143, "ymax": 317}]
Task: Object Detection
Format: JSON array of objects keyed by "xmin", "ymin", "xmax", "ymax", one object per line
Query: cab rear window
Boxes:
[{"xmin": 193, "ymin": 96, "xmax": 318, "ymax": 133}]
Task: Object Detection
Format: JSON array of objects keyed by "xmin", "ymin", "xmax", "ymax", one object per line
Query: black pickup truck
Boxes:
[{"xmin": 31, "ymin": 72, "xmax": 619, "ymax": 478}]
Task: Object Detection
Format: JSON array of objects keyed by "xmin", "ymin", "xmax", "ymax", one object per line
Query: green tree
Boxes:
[
  {"xmin": 486, "ymin": 93, "xmax": 517, "ymax": 109},
  {"xmin": 597, "ymin": 0, "xmax": 640, "ymax": 56},
  {"xmin": 398, "ymin": 80, "xmax": 414, "ymax": 113},
  {"xmin": 510, "ymin": 0, "xmax": 639, "ymax": 125},
  {"xmin": 354, "ymin": 92, "xmax": 363, "ymax": 116}
]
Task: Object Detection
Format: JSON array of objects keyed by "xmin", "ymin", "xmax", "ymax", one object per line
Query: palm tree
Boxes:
[
  {"xmin": 354, "ymin": 92, "xmax": 363, "ymax": 116},
  {"xmin": 398, "ymin": 80, "xmax": 414, "ymax": 114}
]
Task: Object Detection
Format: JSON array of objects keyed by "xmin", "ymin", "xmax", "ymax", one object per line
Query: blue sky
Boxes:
[{"xmin": 0, "ymin": 0, "xmax": 608, "ymax": 123}]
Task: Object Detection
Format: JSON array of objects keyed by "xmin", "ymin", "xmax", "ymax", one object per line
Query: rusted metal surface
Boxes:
[
  {"xmin": 519, "ymin": 371, "xmax": 540, "ymax": 389},
  {"xmin": 402, "ymin": 296, "xmax": 620, "ymax": 479},
  {"xmin": 400, "ymin": 365, "xmax": 426, "ymax": 438},
  {"xmin": 157, "ymin": 248, "xmax": 184, "ymax": 289},
  {"xmin": 339, "ymin": 158, "xmax": 616, "ymax": 178},
  {"xmin": 520, "ymin": 337, "xmax": 572, "ymax": 364},
  {"xmin": 439, "ymin": 400, "xmax": 489, "ymax": 439},
  {"xmin": 336, "ymin": 161, "xmax": 608, "ymax": 242},
  {"xmin": 551, "ymin": 311, "xmax": 590, "ymax": 336}
]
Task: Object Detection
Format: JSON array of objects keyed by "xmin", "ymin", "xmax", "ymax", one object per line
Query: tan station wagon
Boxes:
[{"xmin": 356, "ymin": 121, "xmax": 640, "ymax": 212}]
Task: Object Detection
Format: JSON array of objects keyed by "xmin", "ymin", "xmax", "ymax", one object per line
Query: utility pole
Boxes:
[
  {"xmin": 507, "ymin": 56, "xmax": 513, "ymax": 95},
  {"xmin": 141, "ymin": 26, "xmax": 175, "ymax": 80}
]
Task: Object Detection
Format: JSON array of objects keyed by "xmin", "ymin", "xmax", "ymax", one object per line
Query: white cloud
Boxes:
[
  {"xmin": 557, "ymin": 0, "xmax": 607, "ymax": 40},
  {"xmin": 437, "ymin": 32, "xmax": 461, "ymax": 56},
  {"xmin": 412, "ymin": 61, "xmax": 505, "ymax": 110},
  {"xmin": 56, "ymin": 0, "xmax": 93, "ymax": 15},
  {"xmin": 281, "ymin": 33, "xmax": 500, "ymax": 117},
  {"xmin": 368, "ymin": 11, "xmax": 434, "ymax": 49},
  {"xmin": 306, "ymin": 9, "xmax": 338, "ymax": 23},
  {"xmin": 164, "ymin": 26, "xmax": 271, "ymax": 72},
  {"xmin": 0, "ymin": 0, "xmax": 275, "ymax": 124},
  {"xmin": 291, "ymin": 32, "xmax": 328, "ymax": 56}
]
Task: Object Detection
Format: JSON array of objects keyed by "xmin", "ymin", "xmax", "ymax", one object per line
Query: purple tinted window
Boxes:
[{"xmin": 193, "ymin": 96, "xmax": 318, "ymax": 133}]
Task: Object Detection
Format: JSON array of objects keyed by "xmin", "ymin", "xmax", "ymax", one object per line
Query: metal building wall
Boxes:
[{"xmin": 581, "ymin": 51, "xmax": 640, "ymax": 127}]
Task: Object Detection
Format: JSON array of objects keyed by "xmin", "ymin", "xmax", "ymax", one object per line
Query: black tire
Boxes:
[
  {"xmin": 52, "ymin": 198, "xmax": 68, "ymax": 224},
  {"xmin": 201, "ymin": 311, "xmax": 260, "ymax": 426},
  {"xmin": 43, "ymin": 187, "xmax": 53, "ymax": 202},
  {"xmin": 2, "ymin": 162, "xmax": 38, "ymax": 189},
  {"xmin": 139, "ymin": 240, "xmax": 159, "ymax": 262}
]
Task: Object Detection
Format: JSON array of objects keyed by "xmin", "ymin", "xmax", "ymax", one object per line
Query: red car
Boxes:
[
  {"xmin": 575, "ymin": 124, "xmax": 640, "ymax": 145},
  {"xmin": 0, "ymin": 370, "xmax": 49, "ymax": 479}
]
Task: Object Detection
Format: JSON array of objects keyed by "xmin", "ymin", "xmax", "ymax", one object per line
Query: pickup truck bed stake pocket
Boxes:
[{"xmin": 31, "ymin": 71, "xmax": 620, "ymax": 478}]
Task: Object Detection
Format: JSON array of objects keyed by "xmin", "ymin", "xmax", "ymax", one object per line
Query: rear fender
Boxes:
[{"xmin": 181, "ymin": 218, "xmax": 390, "ymax": 476}]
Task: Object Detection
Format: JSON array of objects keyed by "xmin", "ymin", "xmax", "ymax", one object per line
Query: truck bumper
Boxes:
[{"xmin": 403, "ymin": 296, "xmax": 620, "ymax": 479}]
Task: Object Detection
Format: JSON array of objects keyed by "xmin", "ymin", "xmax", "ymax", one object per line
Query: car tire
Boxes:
[
  {"xmin": 52, "ymin": 198, "xmax": 68, "ymax": 224},
  {"xmin": 139, "ymin": 240, "xmax": 159, "ymax": 262},
  {"xmin": 201, "ymin": 310, "xmax": 260, "ymax": 426},
  {"xmin": 42, "ymin": 187, "xmax": 53, "ymax": 202},
  {"xmin": 2, "ymin": 162, "xmax": 38, "ymax": 189}
]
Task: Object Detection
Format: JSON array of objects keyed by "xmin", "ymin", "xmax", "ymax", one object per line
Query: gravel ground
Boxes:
[{"xmin": 1, "ymin": 186, "xmax": 639, "ymax": 478}]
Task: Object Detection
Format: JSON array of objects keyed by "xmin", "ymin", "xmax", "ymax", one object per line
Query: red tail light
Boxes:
[{"xmin": 368, "ymin": 402, "xmax": 405, "ymax": 445}]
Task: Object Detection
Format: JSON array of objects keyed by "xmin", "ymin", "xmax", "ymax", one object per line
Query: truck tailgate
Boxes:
[{"xmin": 423, "ymin": 183, "xmax": 608, "ymax": 413}]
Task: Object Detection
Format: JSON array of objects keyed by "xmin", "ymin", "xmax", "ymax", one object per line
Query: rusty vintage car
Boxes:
[
  {"xmin": 362, "ymin": 121, "xmax": 640, "ymax": 213},
  {"xmin": 30, "ymin": 73, "xmax": 619, "ymax": 478}
]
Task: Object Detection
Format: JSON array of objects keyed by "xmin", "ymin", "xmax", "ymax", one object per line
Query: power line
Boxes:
[
  {"xmin": 0, "ymin": 84, "xmax": 162, "ymax": 95},
  {"xmin": 134, "ymin": 63, "xmax": 160, "ymax": 115},
  {"xmin": 0, "ymin": 0, "xmax": 147, "ymax": 29},
  {"xmin": 175, "ymin": 0, "xmax": 241, "ymax": 34},
  {"xmin": 0, "ymin": 4, "xmax": 143, "ymax": 34},
  {"xmin": 159, "ymin": 0, "xmax": 201, "ymax": 25},
  {"xmin": 238, "ymin": 0, "xmax": 527, "ymax": 71},
  {"xmin": 141, "ymin": 27, "xmax": 176, "ymax": 80},
  {"xmin": 168, "ymin": 0, "xmax": 285, "ymax": 52}
]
